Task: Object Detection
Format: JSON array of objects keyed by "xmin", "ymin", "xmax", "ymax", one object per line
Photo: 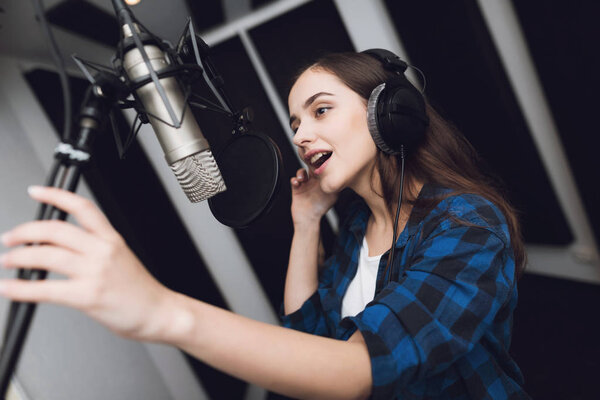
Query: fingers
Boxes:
[
  {"xmin": 1, "ymin": 245, "xmax": 81, "ymax": 277},
  {"xmin": 26, "ymin": 186, "xmax": 117, "ymax": 240},
  {"xmin": 0, "ymin": 278, "xmax": 80, "ymax": 308},
  {"xmin": 290, "ymin": 168, "xmax": 309, "ymax": 188},
  {"xmin": 1, "ymin": 220, "xmax": 99, "ymax": 254}
]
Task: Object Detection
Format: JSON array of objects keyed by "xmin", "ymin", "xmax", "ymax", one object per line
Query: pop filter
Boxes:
[{"xmin": 208, "ymin": 132, "xmax": 283, "ymax": 228}]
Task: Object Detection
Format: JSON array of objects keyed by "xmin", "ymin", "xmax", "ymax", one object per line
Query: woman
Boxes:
[{"xmin": 0, "ymin": 51, "xmax": 528, "ymax": 399}]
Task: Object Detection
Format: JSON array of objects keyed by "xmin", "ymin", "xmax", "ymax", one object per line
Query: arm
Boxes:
[
  {"xmin": 166, "ymin": 292, "xmax": 371, "ymax": 399},
  {"xmin": 284, "ymin": 220, "xmax": 320, "ymax": 314},
  {"xmin": 0, "ymin": 186, "xmax": 370, "ymax": 399},
  {"xmin": 284, "ymin": 168, "xmax": 337, "ymax": 315}
]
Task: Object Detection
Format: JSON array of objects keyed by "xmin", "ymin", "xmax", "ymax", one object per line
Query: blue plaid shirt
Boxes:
[{"xmin": 281, "ymin": 184, "xmax": 529, "ymax": 399}]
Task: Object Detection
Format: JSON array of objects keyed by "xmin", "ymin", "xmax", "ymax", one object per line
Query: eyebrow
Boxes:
[{"xmin": 289, "ymin": 91, "xmax": 334, "ymax": 129}]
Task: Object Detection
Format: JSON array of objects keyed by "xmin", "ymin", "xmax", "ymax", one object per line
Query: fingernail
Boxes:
[
  {"xmin": 27, "ymin": 186, "xmax": 43, "ymax": 196},
  {"xmin": 0, "ymin": 232, "xmax": 9, "ymax": 245},
  {"xmin": 0, "ymin": 253, "xmax": 6, "ymax": 267}
]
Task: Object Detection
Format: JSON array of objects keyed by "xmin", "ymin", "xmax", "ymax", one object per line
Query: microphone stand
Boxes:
[{"xmin": 0, "ymin": 82, "xmax": 117, "ymax": 399}]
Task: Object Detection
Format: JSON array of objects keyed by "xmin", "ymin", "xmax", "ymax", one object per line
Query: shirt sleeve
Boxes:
[{"xmin": 345, "ymin": 221, "xmax": 515, "ymax": 399}]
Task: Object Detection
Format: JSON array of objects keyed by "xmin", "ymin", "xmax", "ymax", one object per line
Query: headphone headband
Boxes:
[{"xmin": 361, "ymin": 48, "xmax": 408, "ymax": 74}]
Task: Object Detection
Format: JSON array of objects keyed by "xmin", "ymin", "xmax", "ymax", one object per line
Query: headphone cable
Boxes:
[{"xmin": 385, "ymin": 146, "xmax": 405, "ymax": 284}]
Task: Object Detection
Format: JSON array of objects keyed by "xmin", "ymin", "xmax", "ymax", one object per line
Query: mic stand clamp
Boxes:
[{"xmin": 232, "ymin": 107, "xmax": 254, "ymax": 135}]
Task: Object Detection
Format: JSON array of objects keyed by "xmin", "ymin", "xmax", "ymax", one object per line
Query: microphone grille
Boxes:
[{"xmin": 170, "ymin": 149, "xmax": 226, "ymax": 203}]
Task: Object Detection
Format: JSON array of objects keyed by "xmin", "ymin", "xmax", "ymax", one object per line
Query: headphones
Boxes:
[
  {"xmin": 361, "ymin": 49, "xmax": 429, "ymax": 156},
  {"xmin": 361, "ymin": 49, "xmax": 430, "ymax": 282}
]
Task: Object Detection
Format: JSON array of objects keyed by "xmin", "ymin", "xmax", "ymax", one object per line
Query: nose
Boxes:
[{"xmin": 292, "ymin": 121, "xmax": 315, "ymax": 147}]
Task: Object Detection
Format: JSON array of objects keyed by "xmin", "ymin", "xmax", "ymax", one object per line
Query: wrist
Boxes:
[
  {"xmin": 150, "ymin": 290, "xmax": 196, "ymax": 345},
  {"xmin": 293, "ymin": 220, "xmax": 322, "ymax": 235}
]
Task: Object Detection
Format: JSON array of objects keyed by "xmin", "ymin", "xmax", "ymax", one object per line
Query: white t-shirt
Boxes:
[{"xmin": 341, "ymin": 236, "xmax": 383, "ymax": 319}]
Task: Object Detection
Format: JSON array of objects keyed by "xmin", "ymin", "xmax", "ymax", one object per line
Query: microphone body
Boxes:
[{"xmin": 120, "ymin": 26, "xmax": 226, "ymax": 202}]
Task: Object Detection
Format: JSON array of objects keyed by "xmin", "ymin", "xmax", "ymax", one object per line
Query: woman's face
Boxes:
[{"xmin": 288, "ymin": 68, "xmax": 378, "ymax": 194}]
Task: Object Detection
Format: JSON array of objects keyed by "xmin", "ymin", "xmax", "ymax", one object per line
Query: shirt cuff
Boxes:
[{"xmin": 279, "ymin": 290, "xmax": 323, "ymax": 334}]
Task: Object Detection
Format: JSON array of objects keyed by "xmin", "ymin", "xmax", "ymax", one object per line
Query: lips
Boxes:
[
  {"xmin": 303, "ymin": 149, "xmax": 333, "ymax": 175},
  {"xmin": 304, "ymin": 150, "xmax": 332, "ymax": 166},
  {"xmin": 309, "ymin": 151, "xmax": 332, "ymax": 167},
  {"xmin": 313, "ymin": 154, "xmax": 332, "ymax": 175}
]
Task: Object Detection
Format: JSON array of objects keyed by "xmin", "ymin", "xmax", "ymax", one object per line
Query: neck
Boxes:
[
  {"xmin": 351, "ymin": 168, "xmax": 423, "ymax": 234},
  {"xmin": 350, "ymin": 167, "xmax": 390, "ymax": 227},
  {"xmin": 363, "ymin": 187, "xmax": 392, "ymax": 231}
]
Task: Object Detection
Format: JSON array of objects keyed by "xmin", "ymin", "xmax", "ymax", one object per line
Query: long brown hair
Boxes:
[{"xmin": 300, "ymin": 52, "xmax": 526, "ymax": 276}]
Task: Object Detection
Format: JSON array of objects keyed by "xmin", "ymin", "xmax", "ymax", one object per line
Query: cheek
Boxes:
[
  {"xmin": 350, "ymin": 128, "xmax": 378, "ymax": 162},
  {"xmin": 350, "ymin": 111, "xmax": 375, "ymax": 149},
  {"xmin": 335, "ymin": 114, "xmax": 374, "ymax": 153},
  {"xmin": 329, "ymin": 119, "xmax": 377, "ymax": 172}
]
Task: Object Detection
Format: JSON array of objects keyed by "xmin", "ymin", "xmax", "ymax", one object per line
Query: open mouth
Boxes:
[{"xmin": 309, "ymin": 151, "xmax": 332, "ymax": 169}]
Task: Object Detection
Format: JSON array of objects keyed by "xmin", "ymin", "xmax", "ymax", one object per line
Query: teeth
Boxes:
[{"xmin": 310, "ymin": 152, "xmax": 329, "ymax": 165}]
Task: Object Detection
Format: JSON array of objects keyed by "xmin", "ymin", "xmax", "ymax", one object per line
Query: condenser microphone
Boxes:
[
  {"xmin": 113, "ymin": 0, "xmax": 226, "ymax": 202},
  {"xmin": 106, "ymin": 0, "xmax": 283, "ymax": 227}
]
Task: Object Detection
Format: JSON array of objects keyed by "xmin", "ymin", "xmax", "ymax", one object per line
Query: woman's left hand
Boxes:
[{"xmin": 0, "ymin": 186, "xmax": 174, "ymax": 341}]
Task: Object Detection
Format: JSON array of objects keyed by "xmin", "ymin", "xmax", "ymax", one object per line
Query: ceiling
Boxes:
[{"xmin": 0, "ymin": 0, "xmax": 220, "ymax": 68}]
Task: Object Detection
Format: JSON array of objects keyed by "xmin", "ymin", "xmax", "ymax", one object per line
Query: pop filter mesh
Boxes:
[{"xmin": 208, "ymin": 133, "xmax": 281, "ymax": 228}]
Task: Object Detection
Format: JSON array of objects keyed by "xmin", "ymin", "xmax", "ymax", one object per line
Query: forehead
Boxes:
[{"xmin": 288, "ymin": 69, "xmax": 350, "ymax": 108}]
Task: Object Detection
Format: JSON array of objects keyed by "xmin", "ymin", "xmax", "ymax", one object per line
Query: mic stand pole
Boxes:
[{"xmin": 0, "ymin": 83, "xmax": 114, "ymax": 399}]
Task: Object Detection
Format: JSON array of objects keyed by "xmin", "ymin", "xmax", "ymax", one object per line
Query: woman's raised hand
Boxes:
[
  {"xmin": 0, "ymin": 186, "xmax": 174, "ymax": 342},
  {"xmin": 290, "ymin": 168, "xmax": 338, "ymax": 227}
]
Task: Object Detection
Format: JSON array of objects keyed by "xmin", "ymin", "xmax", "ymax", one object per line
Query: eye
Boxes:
[
  {"xmin": 315, "ymin": 106, "xmax": 331, "ymax": 117},
  {"xmin": 289, "ymin": 119, "xmax": 298, "ymax": 135}
]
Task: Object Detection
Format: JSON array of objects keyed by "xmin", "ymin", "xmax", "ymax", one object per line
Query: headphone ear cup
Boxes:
[
  {"xmin": 367, "ymin": 83, "xmax": 395, "ymax": 154},
  {"xmin": 367, "ymin": 78, "xmax": 428, "ymax": 155}
]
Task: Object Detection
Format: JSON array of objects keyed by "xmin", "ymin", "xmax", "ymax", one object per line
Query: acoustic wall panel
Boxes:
[
  {"xmin": 46, "ymin": 0, "xmax": 119, "ymax": 48},
  {"xmin": 248, "ymin": 0, "xmax": 355, "ymax": 106},
  {"xmin": 511, "ymin": 0, "xmax": 600, "ymax": 248},
  {"xmin": 511, "ymin": 273, "xmax": 600, "ymax": 398},
  {"xmin": 251, "ymin": 0, "xmax": 278, "ymax": 10},
  {"xmin": 186, "ymin": 0, "xmax": 226, "ymax": 32}
]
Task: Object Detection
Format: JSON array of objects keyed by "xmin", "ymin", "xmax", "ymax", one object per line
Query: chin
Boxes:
[{"xmin": 318, "ymin": 175, "xmax": 344, "ymax": 194}]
